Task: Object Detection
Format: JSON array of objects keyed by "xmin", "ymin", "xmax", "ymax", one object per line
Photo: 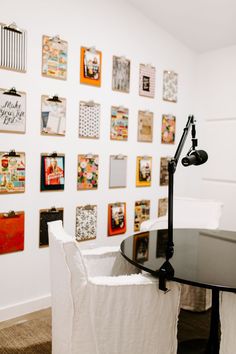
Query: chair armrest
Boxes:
[{"xmin": 82, "ymin": 247, "xmax": 140, "ymax": 277}]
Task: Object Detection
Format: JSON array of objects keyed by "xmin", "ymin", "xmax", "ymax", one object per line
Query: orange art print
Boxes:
[
  {"xmin": 80, "ymin": 47, "xmax": 102, "ymax": 87},
  {"xmin": 77, "ymin": 155, "xmax": 99, "ymax": 190}
]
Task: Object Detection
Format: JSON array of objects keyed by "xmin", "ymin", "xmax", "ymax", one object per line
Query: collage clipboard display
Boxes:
[
  {"xmin": 112, "ymin": 56, "xmax": 130, "ymax": 93},
  {"xmin": 158, "ymin": 197, "xmax": 168, "ymax": 217},
  {"xmin": 136, "ymin": 156, "xmax": 152, "ymax": 187},
  {"xmin": 134, "ymin": 200, "xmax": 150, "ymax": 232},
  {"xmin": 160, "ymin": 157, "xmax": 169, "ymax": 186},
  {"xmin": 163, "ymin": 70, "xmax": 178, "ymax": 103},
  {"xmin": 77, "ymin": 154, "xmax": 99, "ymax": 190},
  {"xmin": 0, "ymin": 151, "xmax": 25, "ymax": 194},
  {"xmin": 109, "ymin": 155, "xmax": 127, "ymax": 188},
  {"xmin": 79, "ymin": 101, "xmax": 100, "ymax": 139},
  {"xmin": 0, "ymin": 88, "xmax": 26, "ymax": 134},
  {"xmin": 137, "ymin": 110, "xmax": 153, "ymax": 142},
  {"xmin": 139, "ymin": 64, "xmax": 156, "ymax": 98},
  {"xmin": 41, "ymin": 95, "xmax": 66, "ymax": 136},
  {"xmin": 161, "ymin": 114, "xmax": 176, "ymax": 144},
  {"xmin": 40, "ymin": 154, "xmax": 65, "ymax": 191},
  {"xmin": 110, "ymin": 106, "xmax": 128, "ymax": 141},
  {"xmin": 108, "ymin": 202, "xmax": 126, "ymax": 236},
  {"xmin": 39, "ymin": 208, "xmax": 64, "ymax": 247},
  {"xmin": 80, "ymin": 47, "xmax": 102, "ymax": 86},
  {"xmin": 0, "ymin": 211, "xmax": 24, "ymax": 255},
  {"xmin": 76, "ymin": 205, "xmax": 97, "ymax": 242},
  {"xmin": 42, "ymin": 35, "xmax": 68, "ymax": 80},
  {"xmin": 0, "ymin": 22, "xmax": 27, "ymax": 73}
]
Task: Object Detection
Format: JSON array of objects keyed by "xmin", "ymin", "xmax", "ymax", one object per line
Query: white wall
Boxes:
[
  {"xmin": 0, "ymin": 0, "xmax": 197, "ymax": 320},
  {"xmin": 196, "ymin": 45, "xmax": 236, "ymax": 230}
]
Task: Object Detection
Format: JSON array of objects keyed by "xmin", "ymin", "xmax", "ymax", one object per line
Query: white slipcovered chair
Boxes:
[
  {"xmin": 220, "ymin": 292, "xmax": 236, "ymax": 354},
  {"xmin": 141, "ymin": 197, "xmax": 224, "ymax": 312},
  {"xmin": 48, "ymin": 220, "xmax": 181, "ymax": 354}
]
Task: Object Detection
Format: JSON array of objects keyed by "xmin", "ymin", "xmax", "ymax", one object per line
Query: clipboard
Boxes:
[
  {"xmin": 139, "ymin": 63, "xmax": 156, "ymax": 98},
  {"xmin": 0, "ymin": 22, "xmax": 27, "ymax": 72},
  {"xmin": 79, "ymin": 101, "xmax": 100, "ymax": 139},
  {"xmin": 0, "ymin": 150, "xmax": 25, "ymax": 194},
  {"xmin": 112, "ymin": 55, "xmax": 130, "ymax": 93},
  {"xmin": 40, "ymin": 153, "xmax": 65, "ymax": 192},
  {"xmin": 108, "ymin": 202, "xmax": 126, "ymax": 236},
  {"xmin": 77, "ymin": 154, "xmax": 99, "ymax": 190},
  {"xmin": 110, "ymin": 106, "xmax": 129, "ymax": 141},
  {"xmin": 0, "ymin": 87, "xmax": 26, "ymax": 134},
  {"xmin": 41, "ymin": 94, "xmax": 66, "ymax": 136},
  {"xmin": 137, "ymin": 110, "xmax": 153, "ymax": 143},
  {"xmin": 42, "ymin": 35, "xmax": 68, "ymax": 80},
  {"xmin": 0, "ymin": 210, "xmax": 24, "ymax": 254},
  {"xmin": 39, "ymin": 207, "xmax": 64, "ymax": 247},
  {"xmin": 134, "ymin": 200, "xmax": 150, "ymax": 232},
  {"xmin": 109, "ymin": 155, "xmax": 127, "ymax": 188},
  {"xmin": 80, "ymin": 46, "xmax": 102, "ymax": 87},
  {"xmin": 136, "ymin": 156, "xmax": 152, "ymax": 187},
  {"xmin": 75, "ymin": 205, "xmax": 97, "ymax": 242}
]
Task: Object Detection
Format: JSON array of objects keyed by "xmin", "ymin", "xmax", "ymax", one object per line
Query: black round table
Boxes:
[{"xmin": 120, "ymin": 228, "xmax": 236, "ymax": 354}]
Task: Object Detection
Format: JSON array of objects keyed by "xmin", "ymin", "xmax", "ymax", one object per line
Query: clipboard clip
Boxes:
[
  {"xmin": 2, "ymin": 150, "xmax": 20, "ymax": 158},
  {"xmin": 85, "ymin": 153, "xmax": 94, "ymax": 159},
  {"xmin": 3, "ymin": 87, "xmax": 21, "ymax": 97},
  {"xmin": 88, "ymin": 46, "xmax": 96, "ymax": 54},
  {"xmin": 3, "ymin": 210, "xmax": 19, "ymax": 218},
  {"xmin": 47, "ymin": 95, "xmax": 62, "ymax": 103},
  {"xmin": 84, "ymin": 204, "xmax": 94, "ymax": 211},
  {"xmin": 50, "ymin": 35, "xmax": 61, "ymax": 43},
  {"xmin": 142, "ymin": 155, "xmax": 150, "ymax": 160},
  {"xmin": 48, "ymin": 152, "xmax": 58, "ymax": 158},
  {"xmin": 113, "ymin": 202, "xmax": 123, "ymax": 207},
  {"xmin": 48, "ymin": 206, "xmax": 58, "ymax": 213},
  {"xmin": 3, "ymin": 22, "xmax": 22, "ymax": 34},
  {"xmin": 85, "ymin": 100, "xmax": 95, "ymax": 107},
  {"xmin": 114, "ymin": 154, "xmax": 125, "ymax": 160}
]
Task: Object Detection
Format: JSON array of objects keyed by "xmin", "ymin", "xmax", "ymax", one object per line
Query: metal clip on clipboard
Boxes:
[
  {"xmin": 3, "ymin": 22, "xmax": 22, "ymax": 34},
  {"xmin": 3, "ymin": 150, "xmax": 20, "ymax": 157},
  {"xmin": 47, "ymin": 95, "xmax": 62, "ymax": 103},
  {"xmin": 3, "ymin": 87, "xmax": 21, "ymax": 97}
]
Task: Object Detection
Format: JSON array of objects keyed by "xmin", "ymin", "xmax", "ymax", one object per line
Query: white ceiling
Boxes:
[{"xmin": 127, "ymin": 0, "xmax": 236, "ymax": 53}]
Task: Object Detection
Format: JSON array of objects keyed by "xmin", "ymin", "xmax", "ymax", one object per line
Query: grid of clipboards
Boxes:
[{"xmin": 0, "ymin": 21, "xmax": 178, "ymax": 250}]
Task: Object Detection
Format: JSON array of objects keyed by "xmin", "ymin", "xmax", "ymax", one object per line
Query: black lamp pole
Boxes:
[{"xmin": 158, "ymin": 115, "xmax": 196, "ymax": 291}]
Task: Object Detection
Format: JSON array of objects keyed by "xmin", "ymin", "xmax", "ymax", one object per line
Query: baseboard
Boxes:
[{"xmin": 0, "ymin": 294, "xmax": 51, "ymax": 322}]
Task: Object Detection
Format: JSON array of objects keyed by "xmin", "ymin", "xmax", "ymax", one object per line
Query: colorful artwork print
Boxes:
[
  {"xmin": 42, "ymin": 35, "xmax": 67, "ymax": 80},
  {"xmin": 163, "ymin": 70, "xmax": 178, "ymax": 103},
  {"xmin": 40, "ymin": 155, "xmax": 65, "ymax": 191},
  {"xmin": 110, "ymin": 106, "xmax": 128, "ymax": 140},
  {"xmin": 136, "ymin": 156, "xmax": 152, "ymax": 187},
  {"xmin": 134, "ymin": 200, "xmax": 150, "ymax": 232},
  {"xmin": 77, "ymin": 155, "xmax": 99, "ymax": 190},
  {"xmin": 158, "ymin": 198, "xmax": 168, "ymax": 217},
  {"xmin": 39, "ymin": 208, "xmax": 63, "ymax": 247},
  {"xmin": 41, "ymin": 95, "xmax": 66, "ymax": 136},
  {"xmin": 161, "ymin": 114, "xmax": 176, "ymax": 144},
  {"xmin": 160, "ymin": 157, "xmax": 169, "ymax": 186},
  {"xmin": 133, "ymin": 232, "xmax": 149, "ymax": 262},
  {"xmin": 0, "ymin": 89, "xmax": 26, "ymax": 133},
  {"xmin": 79, "ymin": 101, "xmax": 100, "ymax": 139},
  {"xmin": 108, "ymin": 203, "xmax": 126, "ymax": 236},
  {"xmin": 76, "ymin": 205, "xmax": 97, "ymax": 242},
  {"xmin": 112, "ymin": 56, "xmax": 130, "ymax": 93},
  {"xmin": 139, "ymin": 64, "xmax": 156, "ymax": 98},
  {"xmin": 137, "ymin": 111, "xmax": 153, "ymax": 142},
  {"xmin": 0, "ymin": 152, "xmax": 25, "ymax": 193},
  {"xmin": 0, "ymin": 211, "xmax": 24, "ymax": 255},
  {"xmin": 80, "ymin": 47, "xmax": 102, "ymax": 86}
]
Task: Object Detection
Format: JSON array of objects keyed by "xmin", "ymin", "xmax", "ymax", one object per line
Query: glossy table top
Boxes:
[{"xmin": 120, "ymin": 229, "xmax": 236, "ymax": 292}]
